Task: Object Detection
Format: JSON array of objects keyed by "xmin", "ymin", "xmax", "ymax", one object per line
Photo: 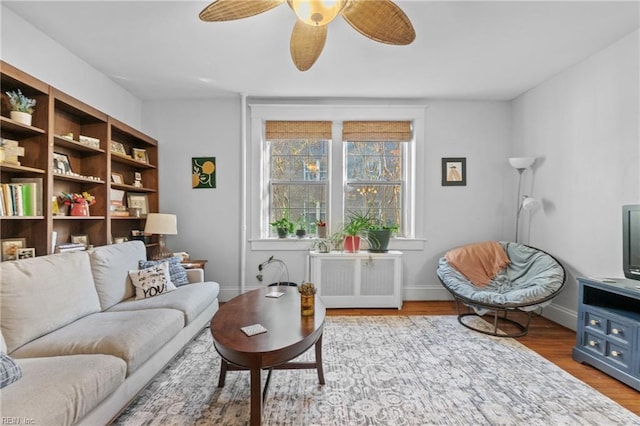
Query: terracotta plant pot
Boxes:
[{"xmin": 344, "ymin": 235, "xmax": 360, "ymax": 253}]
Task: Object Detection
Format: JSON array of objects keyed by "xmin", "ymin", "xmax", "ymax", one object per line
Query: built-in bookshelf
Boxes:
[{"xmin": 0, "ymin": 61, "xmax": 159, "ymax": 259}]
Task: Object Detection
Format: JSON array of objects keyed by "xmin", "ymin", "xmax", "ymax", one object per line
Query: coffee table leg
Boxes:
[
  {"xmin": 315, "ymin": 333, "xmax": 325, "ymax": 385},
  {"xmin": 250, "ymin": 362, "xmax": 262, "ymax": 426},
  {"xmin": 218, "ymin": 359, "xmax": 228, "ymax": 387}
]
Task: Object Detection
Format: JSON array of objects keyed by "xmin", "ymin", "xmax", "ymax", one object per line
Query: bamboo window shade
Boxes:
[
  {"xmin": 343, "ymin": 121, "xmax": 412, "ymax": 141},
  {"xmin": 266, "ymin": 121, "xmax": 332, "ymax": 140}
]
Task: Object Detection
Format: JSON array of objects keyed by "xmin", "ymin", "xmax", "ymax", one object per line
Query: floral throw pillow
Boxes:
[
  {"xmin": 128, "ymin": 262, "xmax": 177, "ymax": 300},
  {"xmin": 139, "ymin": 257, "xmax": 189, "ymax": 286},
  {"xmin": 0, "ymin": 353, "xmax": 23, "ymax": 389}
]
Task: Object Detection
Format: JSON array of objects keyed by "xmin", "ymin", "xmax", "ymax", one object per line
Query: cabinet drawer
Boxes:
[
  {"xmin": 583, "ymin": 311, "xmax": 606, "ymax": 334},
  {"xmin": 582, "ymin": 332, "xmax": 606, "ymax": 356},
  {"xmin": 606, "ymin": 342, "xmax": 631, "ymax": 371},
  {"xmin": 608, "ymin": 320, "xmax": 630, "ymax": 344}
]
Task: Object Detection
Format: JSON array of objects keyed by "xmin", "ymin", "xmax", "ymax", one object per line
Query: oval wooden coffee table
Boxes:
[{"xmin": 210, "ymin": 287, "xmax": 326, "ymax": 426}]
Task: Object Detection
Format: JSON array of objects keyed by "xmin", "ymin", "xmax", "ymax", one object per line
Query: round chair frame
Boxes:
[{"xmin": 439, "ymin": 245, "xmax": 566, "ymax": 338}]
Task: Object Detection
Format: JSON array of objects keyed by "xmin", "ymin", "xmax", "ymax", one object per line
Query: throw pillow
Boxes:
[
  {"xmin": 139, "ymin": 256, "xmax": 189, "ymax": 286},
  {"xmin": 0, "ymin": 354, "xmax": 23, "ymax": 389},
  {"xmin": 128, "ymin": 262, "xmax": 177, "ymax": 300}
]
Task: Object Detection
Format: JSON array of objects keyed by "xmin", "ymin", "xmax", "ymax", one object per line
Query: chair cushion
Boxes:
[{"xmin": 438, "ymin": 242, "xmax": 565, "ymax": 308}]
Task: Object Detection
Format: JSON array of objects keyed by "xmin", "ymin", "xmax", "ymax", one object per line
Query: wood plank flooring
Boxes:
[{"xmin": 326, "ymin": 301, "xmax": 640, "ymax": 416}]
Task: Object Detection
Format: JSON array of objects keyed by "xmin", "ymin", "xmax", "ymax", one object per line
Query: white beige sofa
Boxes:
[{"xmin": 0, "ymin": 241, "xmax": 220, "ymax": 425}]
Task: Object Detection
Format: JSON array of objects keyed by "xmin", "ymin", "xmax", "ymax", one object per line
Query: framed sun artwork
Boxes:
[{"xmin": 192, "ymin": 157, "xmax": 216, "ymax": 189}]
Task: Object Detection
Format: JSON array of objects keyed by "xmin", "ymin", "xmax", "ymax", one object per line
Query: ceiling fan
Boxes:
[{"xmin": 199, "ymin": 0, "xmax": 416, "ymax": 71}]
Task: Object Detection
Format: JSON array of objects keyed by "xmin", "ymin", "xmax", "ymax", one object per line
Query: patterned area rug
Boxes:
[{"xmin": 115, "ymin": 316, "xmax": 639, "ymax": 425}]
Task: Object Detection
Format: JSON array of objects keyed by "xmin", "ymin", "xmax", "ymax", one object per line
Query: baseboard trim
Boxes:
[{"xmin": 540, "ymin": 303, "xmax": 578, "ymax": 331}]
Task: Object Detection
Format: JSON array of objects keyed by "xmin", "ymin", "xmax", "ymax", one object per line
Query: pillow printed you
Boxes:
[{"xmin": 129, "ymin": 262, "xmax": 177, "ymax": 300}]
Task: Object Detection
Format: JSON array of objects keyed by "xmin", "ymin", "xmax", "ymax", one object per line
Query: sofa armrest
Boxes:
[{"xmin": 186, "ymin": 268, "xmax": 204, "ymax": 283}]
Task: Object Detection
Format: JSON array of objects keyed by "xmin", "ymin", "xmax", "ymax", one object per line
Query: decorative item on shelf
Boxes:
[
  {"xmin": 110, "ymin": 141, "xmax": 128, "ymax": 156},
  {"xmin": 111, "ymin": 172, "xmax": 124, "ymax": 184},
  {"xmin": 16, "ymin": 247, "xmax": 35, "ymax": 259},
  {"xmin": 1, "ymin": 238, "xmax": 26, "ymax": 261},
  {"xmin": 0, "ymin": 138, "xmax": 24, "ymax": 165},
  {"xmin": 78, "ymin": 135, "xmax": 100, "ymax": 149},
  {"xmin": 5, "ymin": 89, "xmax": 35, "ymax": 126},
  {"xmin": 192, "ymin": 157, "xmax": 216, "ymax": 188},
  {"xmin": 313, "ymin": 239, "xmax": 330, "ymax": 253},
  {"xmin": 126, "ymin": 193, "xmax": 149, "ymax": 217},
  {"xmin": 509, "ymin": 157, "xmax": 541, "ymax": 243},
  {"xmin": 299, "ymin": 282, "xmax": 317, "ymax": 316},
  {"xmin": 59, "ymin": 191, "xmax": 96, "ymax": 217},
  {"xmin": 71, "ymin": 234, "xmax": 89, "ymax": 249},
  {"xmin": 133, "ymin": 171, "xmax": 143, "ymax": 188},
  {"xmin": 144, "ymin": 213, "xmax": 178, "ymax": 260},
  {"xmin": 130, "ymin": 230, "xmax": 152, "ymax": 244},
  {"xmin": 132, "ymin": 148, "xmax": 148, "ymax": 163},
  {"xmin": 270, "ymin": 216, "xmax": 295, "ymax": 239},
  {"xmin": 316, "ymin": 219, "xmax": 327, "ymax": 238},
  {"xmin": 110, "ymin": 188, "xmax": 128, "ymax": 216},
  {"xmin": 295, "ymin": 216, "xmax": 307, "ymax": 238}
]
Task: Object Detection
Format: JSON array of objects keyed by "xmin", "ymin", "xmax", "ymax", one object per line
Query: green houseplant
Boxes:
[
  {"xmin": 5, "ymin": 89, "xmax": 36, "ymax": 126},
  {"xmin": 342, "ymin": 210, "xmax": 374, "ymax": 253},
  {"xmin": 270, "ymin": 216, "xmax": 295, "ymax": 238},
  {"xmin": 366, "ymin": 221, "xmax": 398, "ymax": 253}
]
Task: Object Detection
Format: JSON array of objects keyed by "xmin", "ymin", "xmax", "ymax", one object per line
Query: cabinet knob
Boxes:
[
  {"xmin": 611, "ymin": 350, "xmax": 622, "ymax": 357},
  {"xmin": 611, "ymin": 328, "xmax": 620, "ymax": 335},
  {"xmin": 589, "ymin": 319, "xmax": 599, "ymax": 326},
  {"xmin": 588, "ymin": 340, "xmax": 598, "ymax": 347}
]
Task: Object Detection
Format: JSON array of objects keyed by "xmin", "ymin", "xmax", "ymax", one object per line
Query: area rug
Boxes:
[{"xmin": 114, "ymin": 316, "xmax": 639, "ymax": 425}]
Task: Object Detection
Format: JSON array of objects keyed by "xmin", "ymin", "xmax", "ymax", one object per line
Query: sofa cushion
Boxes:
[
  {"xmin": 10, "ymin": 309, "xmax": 184, "ymax": 375},
  {"xmin": 0, "ymin": 354, "xmax": 22, "ymax": 389},
  {"xmin": 139, "ymin": 256, "xmax": 190, "ymax": 286},
  {"xmin": 89, "ymin": 241, "xmax": 147, "ymax": 310},
  {"xmin": 129, "ymin": 262, "xmax": 177, "ymax": 299},
  {"xmin": 0, "ymin": 354, "xmax": 126, "ymax": 425},
  {"xmin": 108, "ymin": 281, "xmax": 220, "ymax": 324},
  {"xmin": 1, "ymin": 251, "xmax": 101, "ymax": 353}
]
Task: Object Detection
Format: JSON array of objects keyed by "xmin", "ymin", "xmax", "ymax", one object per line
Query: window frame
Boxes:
[{"xmin": 248, "ymin": 103, "xmax": 426, "ymax": 251}]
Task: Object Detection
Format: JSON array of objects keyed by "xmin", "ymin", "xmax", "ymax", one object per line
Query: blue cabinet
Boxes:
[{"xmin": 572, "ymin": 277, "xmax": 640, "ymax": 391}]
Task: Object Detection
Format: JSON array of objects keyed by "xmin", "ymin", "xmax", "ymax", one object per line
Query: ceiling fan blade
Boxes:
[
  {"xmin": 341, "ymin": 0, "xmax": 415, "ymax": 45},
  {"xmin": 290, "ymin": 20, "xmax": 327, "ymax": 71},
  {"xmin": 199, "ymin": 0, "xmax": 284, "ymax": 22}
]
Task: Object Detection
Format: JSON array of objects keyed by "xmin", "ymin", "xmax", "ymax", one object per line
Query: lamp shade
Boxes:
[
  {"xmin": 508, "ymin": 157, "xmax": 536, "ymax": 169},
  {"xmin": 144, "ymin": 213, "xmax": 177, "ymax": 235}
]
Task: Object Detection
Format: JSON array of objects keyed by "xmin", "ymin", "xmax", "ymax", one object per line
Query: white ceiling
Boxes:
[{"xmin": 4, "ymin": 1, "xmax": 639, "ymax": 101}]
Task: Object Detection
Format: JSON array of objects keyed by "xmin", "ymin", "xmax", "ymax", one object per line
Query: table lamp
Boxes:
[{"xmin": 144, "ymin": 213, "xmax": 177, "ymax": 260}]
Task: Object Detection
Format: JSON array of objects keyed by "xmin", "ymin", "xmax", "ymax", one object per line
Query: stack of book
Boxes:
[
  {"xmin": 55, "ymin": 243, "xmax": 86, "ymax": 253},
  {"xmin": 0, "ymin": 178, "xmax": 43, "ymax": 216}
]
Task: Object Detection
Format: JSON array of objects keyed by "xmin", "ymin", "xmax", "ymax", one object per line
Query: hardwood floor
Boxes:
[{"xmin": 326, "ymin": 301, "xmax": 640, "ymax": 416}]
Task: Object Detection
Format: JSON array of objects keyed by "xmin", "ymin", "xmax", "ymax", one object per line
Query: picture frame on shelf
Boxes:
[
  {"xmin": 132, "ymin": 148, "xmax": 148, "ymax": 164},
  {"xmin": 133, "ymin": 171, "xmax": 143, "ymax": 187},
  {"xmin": 1, "ymin": 238, "xmax": 26, "ymax": 261},
  {"xmin": 111, "ymin": 172, "xmax": 124, "ymax": 184},
  {"xmin": 441, "ymin": 157, "xmax": 466, "ymax": 187},
  {"xmin": 71, "ymin": 234, "xmax": 89, "ymax": 248},
  {"xmin": 127, "ymin": 192, "xmax": 149, "ymax": 216},
  {"xmin": 110, "ymin": 141, "xmax": 127, "ymax": 156},
  {"xmin": 17, "ymin": 248, "xmax": 35, "ymax": 260},
  {"xmin": 53, "ymin": 152, "xmax": 72, "ymax": 174}
]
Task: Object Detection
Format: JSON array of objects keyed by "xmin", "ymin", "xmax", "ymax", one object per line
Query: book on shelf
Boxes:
[
  {"xmin": 11, "ymin": 177, "xmax": 43, "ymax": 215},
  {"xmin": 1, "ymin": 180, "xmax": 41, "ymax": 217},
  {"xmin": 55, "ymin": 243, "xmax": 86, "ymax": 253}
]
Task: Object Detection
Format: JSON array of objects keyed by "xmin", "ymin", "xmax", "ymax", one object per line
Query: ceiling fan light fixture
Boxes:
[{"xmin": 288, "ymin": 0, "xmax": 345, "ymax": 26}]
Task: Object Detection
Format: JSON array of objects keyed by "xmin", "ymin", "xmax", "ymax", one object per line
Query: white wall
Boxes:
[
  {"xmin": 511, "ymin": 30, "xmax": 640, "ymax": 329},
  {"xmin": 142, "ymin": 98, "xmax": 243, "ymax": 295},
  {"xmin": 1, "ymin": 5, "xmax": 143, "ymax": 129}
]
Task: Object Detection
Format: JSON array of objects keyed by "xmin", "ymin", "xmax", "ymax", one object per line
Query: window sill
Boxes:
[{"xmin": 249, "ymin": 237, "xmax": 425, "ymax": 251}]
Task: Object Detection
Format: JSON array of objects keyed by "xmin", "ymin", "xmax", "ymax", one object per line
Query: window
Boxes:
[
  {"xmin": 250, "ymin": 104, "xmax": 425, "ymax": 246},
  {"xmin": 266, "ymin": 121, "xmax": 330, "ymax": 236},
  {"xmin": 343, "ymin": 121, "xmax": 411, "ymax": 235}
]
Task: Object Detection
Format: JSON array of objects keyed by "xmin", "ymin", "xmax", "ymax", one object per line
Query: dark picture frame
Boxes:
[
  {"xmin": 442, "ymin": 157, "xmax": 466, "ymax": 186},
  {"xmin": 53, "ymin": 152, "xmax": 72, "ymax": 174}
]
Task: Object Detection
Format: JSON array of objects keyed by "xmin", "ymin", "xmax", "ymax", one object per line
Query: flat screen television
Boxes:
[{"xmin": 623, "ymin": 204, "xmax": 640, "ymax": 281}]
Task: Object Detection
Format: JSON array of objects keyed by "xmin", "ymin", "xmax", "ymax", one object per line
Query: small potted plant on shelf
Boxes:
[
  {"xmin": 366, "ymin": 219, "xmax": 399, "ymax": 253},
  {"xmin": 5, "ymin": 89, "xmax": 36, "ymax": 126},
  {"xmin": 341, "ymin": 210, "xmax": 374, "ymax": 253},
  {"xmin": 295, "ymin": 216, "xmax": 307, "ymax": 238},
  {"xmin": 316, "ymin": 219, "xmax": 327, "ymax": 238},
  {"xmin": 270, "ymin": 216, "xmax": 295, "ymax": 239}
]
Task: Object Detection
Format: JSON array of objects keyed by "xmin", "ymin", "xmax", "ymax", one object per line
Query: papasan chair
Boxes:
[{"xmin": 437, "ymin": 241, "xmax": 566, "ymax": 337}]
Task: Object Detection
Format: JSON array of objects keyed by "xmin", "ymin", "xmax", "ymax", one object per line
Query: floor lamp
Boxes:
[
  {"xmin": 509, "ymin": 157, "xmax": 540, "ymax": 243},
  {"xmin": 144, "ymin": 213, "xmax": 178, "ymax": 260}
]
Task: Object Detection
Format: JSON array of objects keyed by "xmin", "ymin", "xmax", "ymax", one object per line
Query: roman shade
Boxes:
[
  {"xmin": 342, "ymin": 121, "xmax": 412, "ymax": 141},
  {"xmin": 265, "ymin": 121, "xmax": 332, "ymax": 140}
]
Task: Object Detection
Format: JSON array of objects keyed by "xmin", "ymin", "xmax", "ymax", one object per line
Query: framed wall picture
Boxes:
[
  {"xmin": 110, "ymin": 141, "xmax": 127, "ymax": 156},
  {"xmin": 127, "ymin": 192, "xmax": 149, "ymax": 216},
  {"xmin": 1, "ymin": 238, "xmax": 26, "ymax": 261},
  {"xmin": 71, "ymin": 234, "xmax": 89, "ymax": 248},
  {"xmin": 53, "ymin": 152, "xmax": 72, "ymax": 174},
  {"xmin": 111, "ymin": 172, "xmax": 124, "ymax": 184},
  {"xmin": 442, "ymin": 157, "xmax": 466, "ymax": 186},
  {"xmin": 192, "ymin": 157, "xmax": 216, "ymax": 188},
  {"xmin": 17, "ymin": 248, "xmax": 36, "ymax": 259},
  {"xmin": 132, "ymin": 148, "xmax": 148, "ymax": 163}
]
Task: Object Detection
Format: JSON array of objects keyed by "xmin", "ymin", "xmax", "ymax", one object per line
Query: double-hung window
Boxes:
[{"xmin": 265, "ymin": 121, "xmax": 330, "ymax": 236}]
